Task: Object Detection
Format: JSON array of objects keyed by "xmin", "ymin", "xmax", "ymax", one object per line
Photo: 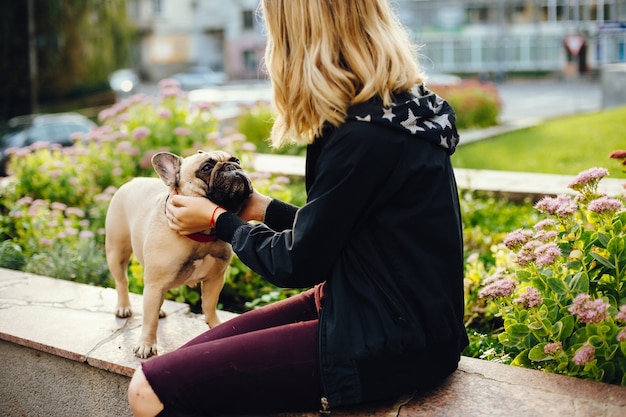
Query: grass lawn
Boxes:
[{"xmin": 452, "ymin": 105, "xmax": 626, "ymax": 177}]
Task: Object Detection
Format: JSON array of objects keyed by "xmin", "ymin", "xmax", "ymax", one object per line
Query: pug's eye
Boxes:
[
  {"xmin": 202, "ymin": 160, "xmax": 216, "ymax": 172},
  {"xmin": 229, "ymin": 157, "xmax": 241, "ymax": 165}
]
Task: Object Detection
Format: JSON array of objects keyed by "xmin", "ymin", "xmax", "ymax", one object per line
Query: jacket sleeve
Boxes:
[{"xmin": 221, "ymin": 123, "xmax": 405, "ymax": 288}]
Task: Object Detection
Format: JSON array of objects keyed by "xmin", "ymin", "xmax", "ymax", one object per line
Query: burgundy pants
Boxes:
[{"xmin": 142, "ymin": 285, "xmax": 325, "ymax": 417}]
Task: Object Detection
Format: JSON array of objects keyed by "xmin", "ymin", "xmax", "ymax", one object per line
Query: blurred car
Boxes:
[
  {"xmin": 0, "ymin": 112, "xmax": 96, "ymax": 176},
  {"xmin": 171, "ymin": 66, "xmax": 228, "ymax": 90}
]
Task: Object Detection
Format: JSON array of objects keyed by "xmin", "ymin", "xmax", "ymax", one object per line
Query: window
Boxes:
[
  {"xmin": 243, "ymin": 49, "xmax": 257, "ymax": 71},
  {"xmin": 152, "ymin": 0, "xmax": 163, "ymax": 17},
  {"xmin": 242, "ymin": 10, "xmax": 254, "ymax": 30}
]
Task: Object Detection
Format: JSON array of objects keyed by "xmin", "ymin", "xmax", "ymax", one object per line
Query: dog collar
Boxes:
[{"xmin": 186, "ymin": 232, "xmax": 218, "ymax": 243}]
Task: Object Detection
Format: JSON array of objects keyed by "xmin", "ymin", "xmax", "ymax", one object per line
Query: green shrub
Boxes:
[
  {"xmin": 0, "ymin": 79, "xmax": 304, "ymax": 310},
  {"xmin": 431, "ymin": 80, "xmax": 502, "ymax": 129},
  {"xmin": 464, "ymin": 168, "xmax": 626, "ymax": 385}
]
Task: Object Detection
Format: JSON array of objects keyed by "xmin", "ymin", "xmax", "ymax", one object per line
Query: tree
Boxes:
[{"xmin": 0, "ymin": 0, "xmax": 136, "ymax": 122}]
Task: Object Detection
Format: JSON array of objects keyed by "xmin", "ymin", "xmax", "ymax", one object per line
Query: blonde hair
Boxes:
[{"xmin": 261, "ymin": 0, "xmax": 425, "ymax": 147}]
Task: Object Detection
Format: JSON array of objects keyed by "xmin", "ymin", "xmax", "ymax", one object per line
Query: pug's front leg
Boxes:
[{"xmin": 134, "ymin": 284, "xmax": 166, "ymax": 358}]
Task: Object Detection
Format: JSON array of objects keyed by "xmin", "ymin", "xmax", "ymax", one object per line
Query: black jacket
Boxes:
[{"xmin": 217, "ymin": 85, "xmax": 468, "ymax": 408}]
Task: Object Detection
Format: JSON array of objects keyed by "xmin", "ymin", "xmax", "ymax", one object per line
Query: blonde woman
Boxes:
[{"xmin": 128, "ymin": 0, "xmax": 468, "ymax": 415}]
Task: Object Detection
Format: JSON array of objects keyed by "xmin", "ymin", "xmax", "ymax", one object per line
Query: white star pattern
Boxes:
[
  {"xmin": 382, "ymin": 107, "xmax": 395, "ymax": 122},
  {"xmin": 400, "ymin": 108, "xmax": 424, "ymax": 134},
  {"xmin": 432, "ymin": 113, "xmax": 452, "ymax": 130},
  {"xmin": 349, "ymin": 87, "xmax": 459, "ymax": 153}
]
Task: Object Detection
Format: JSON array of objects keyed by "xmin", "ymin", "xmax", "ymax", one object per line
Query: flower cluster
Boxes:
[
  {"xmin": 568, "ymin": 294, "xmax": 610, "ymax": 324},
  {"xmin": 469, "ymin": 167, "xmax": 626, "ymax": 386}
]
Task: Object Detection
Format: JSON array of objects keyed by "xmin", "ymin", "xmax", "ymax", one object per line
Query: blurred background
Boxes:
[{"xmin": 1, "ymin": 0, "xmax": 626, "ymax": 123}]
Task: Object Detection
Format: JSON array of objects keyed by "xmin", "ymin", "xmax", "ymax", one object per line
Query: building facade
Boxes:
[
  {"xmin": 127, "ymin": 0, "xmax": 264, "ymax": 81},
  {"xmin": 128, "ymin": 0, "xmax": 626, "ymax": 82},
  {"xmin": 396, "ymin": 0, "xmax": 626, "ymax": 77}
]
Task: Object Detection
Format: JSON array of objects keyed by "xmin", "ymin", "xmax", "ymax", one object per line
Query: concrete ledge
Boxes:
[
  {"xmin": 252, "ymin": 154, "xmax": 625, "ymax": 200},
  {"xmin": 1, "ymin": 269, "xmax": 626, "ymax": 417}
]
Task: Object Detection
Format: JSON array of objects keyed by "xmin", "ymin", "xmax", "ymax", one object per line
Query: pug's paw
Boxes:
[
  {"xmin": 115, "ymin": 305, "xmax": 132, "ymax": 318},
  {"xmin": 133, "ymin": 343, "xmax": 158, "ymax": 359}
]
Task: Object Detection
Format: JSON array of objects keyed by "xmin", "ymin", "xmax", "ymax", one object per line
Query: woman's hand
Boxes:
[
  {"xmin": 166, "ymin": 189, "xmax": 271, "ymax": 234},
  {"xmin": 237, "ymin": 189, "xmax": 272, "ymax": 223},
  {"xmin": 166, "ymin": 193, "xmax": 224, "ymax": 235}
]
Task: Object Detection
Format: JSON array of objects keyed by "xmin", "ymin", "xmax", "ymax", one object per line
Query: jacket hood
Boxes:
[{"xmin": 346, "ymin": 84, "xmax": 460, "ymax": 154}]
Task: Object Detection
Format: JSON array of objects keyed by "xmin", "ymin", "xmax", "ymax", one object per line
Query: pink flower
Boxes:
[
  {"xmin": 534, "ymin": 195, "xmax": 577, "ymax": 217},
  {"xmin": 568, "ymin": 294, "xmax": 610, "ymax": 324},
  {"xmin": 269, "ymin": 184, "xmax": 284, "ymax": 192},
  {"xmin": 534, "ymin": 219, "xmax": 556, "ymax": 231},
  {"xmin": 544, "ymin": 341, "xmax": 562, "ymax": 355},
  {"xmin": 65, "ymin": 207, "xmax": 85, "ymax": 218},
  {"xmin": 132, "ymin": 126, "xmax": 151, "ymax": 141},
  {"xmin": 79, "ymin": 230, "xmax": 95, "ymax": 239},
  {"xmin": 51, "ymin": 202, "xmax": 67, "ymax": 211},
  {"xmin": 157, "ymin": 108, "xmax": 172, "ymax": 119},
  {"xmin": 572, "ymin": 342, "xmax": 595, "ymax": 366},
  {"xmin": 587, "ymin": 196, "xmax": 624, "ymax": 214},
  {"xmin": 478, "ymin": 278, "xmax": 517, "ymax": 300},
  {"xmin": 515, "ymin": 240, "xmax": 541, "ymax": 266},
  {"xmin": 617, "ymin": 328, "xmax": 626, "ymax": 342},
  {"xmin": 514, "ymin": 286, "xmax": 543, "ymax": 309},
  {"xmin": 567, "ymin": 167, "xmax": 609, "ymax": 192},
  {"xmin": 615, "ymin": 305, "xmax": 626, "ymax": 323},
  {"xmin": 194, "ymin": 101, "xmax": 213, "ymax": 111},
  {"xmin": 38, "ymin": 238, "xmax": 54, "ymax": 247},
  {"xmin": 503, "ymin": 228, "xmax": 533, "ymax": 249},
  {"xmin": 534, "ymin": 230, "xmax": 557, "ymax": 242},
  {"xmin": 242, "ymin": 142, "xmax": 257, "ymax": 152},
  {"xmin": 173, "ymin": 127, "xmax": 191, "ymax": 136},
  {"xmin": 274, "ymin": 176, "xmax": 290, "ymax": 184},
  {"xmin": 535, "ymin": 242, "xmax": 561, "ymax": 267},
  {"xmin": 158, "ymin": 78, "xmax": 181, "ymax": 89}
]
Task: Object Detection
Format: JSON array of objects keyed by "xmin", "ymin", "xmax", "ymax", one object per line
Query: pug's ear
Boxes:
[{"xmin": 151, "ymin": 152, "xmax": 182, "ymax": 189}]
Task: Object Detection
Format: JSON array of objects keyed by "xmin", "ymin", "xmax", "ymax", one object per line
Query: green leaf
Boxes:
[
  {"xmin": 568, "ymin": 271, "xmax": 589, "ymax": 293},
  {"xmin": 607, "ymin": 236, "xmax": 625, "ymax": 256},
  {"xmin": 508, "ymin": 323, "xmax": 530, "ymax": 339},
  {"xmin": 510, "ymin": 349, "xmax": 531, "ymax": 367},
  {"xmin": 528, "ymin": 344, "xmax": 551, "ymax": 361},
  {"xmin": 547, "ymin": 277, "xmax": 568, "ymax": 296},
  {"xmin": 590, "ymin": 252, "xmax": 615, "ymax": 270},
  {"xmin": 596, "ymin": 232, "xmax": 611, "ymax": 248},
  {"xmin": 551, "ymin": 321, "xmax": 563, "ymax": 338},
  {"xmin": 587, "ymin": 335, "xmax": 603, "ymax": 348}
]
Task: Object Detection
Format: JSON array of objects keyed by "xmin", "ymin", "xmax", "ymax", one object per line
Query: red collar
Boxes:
[
  {"xmin": 186, "ymin": 232, "xmax": 218, "ymax": 243},
  {"xmin": 165, "ymin": 194, "xmax": 218, "ymax": 243}
]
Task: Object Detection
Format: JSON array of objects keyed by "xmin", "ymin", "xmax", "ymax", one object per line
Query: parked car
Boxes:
[
  {"xmin": 170, "ymin": 66, "xmax": 228, "ymax": 90},
  {"xmin": 0, "ymin": 112, "xmax": 96, "ymax": 176}
]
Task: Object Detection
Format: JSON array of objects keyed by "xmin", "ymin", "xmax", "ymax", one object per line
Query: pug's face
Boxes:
[{"xmin": 152, "ymin": 150, "xmax": 253, "ymax": 213}]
